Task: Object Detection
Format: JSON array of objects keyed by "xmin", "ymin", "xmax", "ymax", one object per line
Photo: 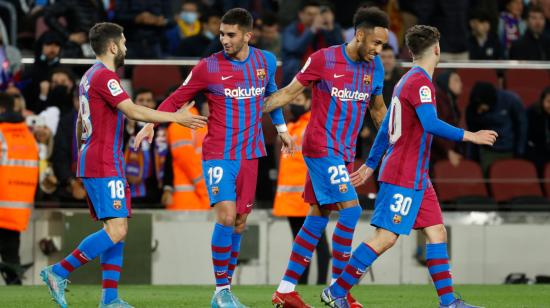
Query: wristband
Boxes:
[{"xmin": 275, "ymin": 124, "xmax": 288, "ymax": 133}]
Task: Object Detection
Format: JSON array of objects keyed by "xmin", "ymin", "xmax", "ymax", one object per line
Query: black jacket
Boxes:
[{"xmin": 509, "ymin": 29, "xmax": 550, "ymax": 60}]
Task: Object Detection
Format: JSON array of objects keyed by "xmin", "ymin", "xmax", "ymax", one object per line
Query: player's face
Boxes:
[
  {"xmin": 220, "ymin": 23, "xmax": 252, "ymax": 57},
  {"xmin": 359, "ymin": 26, "xmax": 388, "ymax": 62},
  {"xmin": 113, "ymin": 35, "xmax": 127, "ymax": 69}
]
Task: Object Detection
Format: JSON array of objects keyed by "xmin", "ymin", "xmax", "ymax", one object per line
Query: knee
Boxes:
[
  {"xmin": 372, "ymin": 231, "xmax": 398, "ymax": 253},
  {"xmin": 427, "ymin": 225, "xmax": 447, "ymax": 243},
  {"xmin": 381, "ymin": 233, "xmax": 398, "ymax": 251}
]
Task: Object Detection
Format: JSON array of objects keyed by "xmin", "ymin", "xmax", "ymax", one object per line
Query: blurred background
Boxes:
[{"xmin": 0, "ymin": 0, "xmax": 549, "ymax": 288}]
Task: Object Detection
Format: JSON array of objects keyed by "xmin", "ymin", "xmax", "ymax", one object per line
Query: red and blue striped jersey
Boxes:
[
  {"xmin": 158, "ymin": 47, "xmax": 285, "ymax": 160},
  {"xmin": 378, "ymin": 66, "xmax": 436, "ymax": 190},
  {"xmin": 295, "ymin": 44, "xmax": 384, "ymax": 162},
  {"xmin": 77, "ymin": 62, "xmax": 130, "ymax": 178}
]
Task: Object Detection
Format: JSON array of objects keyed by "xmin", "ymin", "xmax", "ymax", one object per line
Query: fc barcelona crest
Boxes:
[
  {"xmin": 363, "ymin": 74, "xmax": 371, "ymax": 85},
  {"xmin": 339, "ymin": 184, "xmax": 348, "ymax": 193},
  {"xmin": 113, "ymin": 200, "xmax": 122, "ymax": 210},
  {"xmin": 212, "ymin": 186, "xmax": 219, "ymax": 195},
  {"xmin": 393, "ymin": 214, "xmax": 402, "ymax": 224},
  {"xmin": 256, "ymin": 69, "xmax": 266, "ymax": 80}
]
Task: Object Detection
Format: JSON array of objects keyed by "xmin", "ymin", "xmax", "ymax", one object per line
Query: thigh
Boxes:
[
  {"xmin": 303, "ymin": 156, "xmax": 357, "ymax": 206},
  {"xmin": 82, "ymin": 177, "xmax": 130, "ymax": 220},
  {"xmin": 370, "ymin": 183, "xmax": 424, "ymax": 235},
  {"xmin": 203, "ymin": 159, "xmax": 240, "ymax": 207}
]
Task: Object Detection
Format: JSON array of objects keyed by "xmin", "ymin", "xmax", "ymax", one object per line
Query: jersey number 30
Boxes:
[{"xmin": 390, "ymin": 193, "xmax": 412, "ymax": 216}]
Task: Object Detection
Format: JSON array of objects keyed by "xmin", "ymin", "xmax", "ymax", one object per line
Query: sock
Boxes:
[
  {"xmin": 211, "ymin": 223, "xmax": 234, "ymax": 292},
  {"xmin": 278, "ymin": 215, "xmax": 329, "ymax": 293},
  {"xmin": 100, "ymin": 242, "xmax": 124, "ymax": 304},
  {"xmin": 426, "ymin": 243, "xmax": 456, "ymax": 305},
  {"xmin": 227, "ymin": 233, "xmax": 242, "ymax": 284},
  {"xmin": 330, "ymin": 243, "xmax": 379, "ymax": 298},
  {"xmin": 52, "ymin": 229, "xmax": 115, "ymax": 279},
  {"xmin": 332, "ymin": 206, "xmax": 362, "ymax": 280}
]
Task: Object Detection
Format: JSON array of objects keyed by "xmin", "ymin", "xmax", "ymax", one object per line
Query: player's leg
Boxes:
[
  {"xmin": 212, "ymin": 201, "xmax": 237, "ymax": 293},
  {"xmin": 228, "ymin": 213, "xmax": 246, "ymax": 284}
]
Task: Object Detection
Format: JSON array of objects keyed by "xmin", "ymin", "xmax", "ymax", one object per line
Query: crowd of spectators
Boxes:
[{"xmin": 0, "ymin": 0, "xmax": 549, "ymax": 207}]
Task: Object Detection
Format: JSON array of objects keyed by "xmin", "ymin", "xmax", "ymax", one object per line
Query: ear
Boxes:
[
  {"xmin": 109, "ymin": 41, "xmax": 117, "ymax": 55},
  {"xmin": 434, "ymin": 44, "xmax": 440, "ymax": 56},
  {"xmin": 355, "ymin": 28, "xmax": 364, "ymax": 42},
  {"xmin": 244, "ymin": 30, "xmax": 253, "ymax": 43}
]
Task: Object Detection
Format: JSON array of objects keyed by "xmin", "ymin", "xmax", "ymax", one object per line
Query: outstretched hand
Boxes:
[
  {"xmin": 350, "ymin": 164, "xmax": 374, "ymax": 187},
  {"xmin": 174, "ymin": 101, "xmax": 208, "ymax": 129},
  {"xmin": 467, "ymin": 130, "xmax": 498, "ymax": 146},
  {"xmin": 133, "ymin": 123, "xmax": 155, "ymax": 150},
  {"xmin": 279, "ymin": 131, "xmax": 296, "ymax": 155}
]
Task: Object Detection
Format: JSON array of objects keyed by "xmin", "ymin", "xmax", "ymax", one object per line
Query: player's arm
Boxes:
[
  {"xmin": 416, "ymin": 104, "xmax": 498, "ymax": 145},
  {"xmin": 117, "ymin": 99, "xmax": 207, "ymax": 128},
  {"xmin": 263, "ymin": 77, "xmax": 305, "ymax": 113},
  {"xmin": 368, "ymin": 95, "xmax": 387, "ymax": 129}
]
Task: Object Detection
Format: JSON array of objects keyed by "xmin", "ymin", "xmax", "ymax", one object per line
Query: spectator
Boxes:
[
  {"xmin": 468, "ymin": 10, "xmax": 505, "ymax": 60},
  {"xmin": 42, "ymin": 0, "xmax": 107, "ymax": 58},
  {"xmin": 498, "ymin": 0, "xmax": 526, "ymax": 55},
  {"xmin": 123, "ymin": 89, "xmax": 167, "ymax": 206},
  {"xmin": 21, "ymin": 31, "xmax": 62, "ymax": 114},
  {"xmin": 526, "ymin": 87, "xmax": 550, "ymax": 177},
  {"xmin": 38, "ymin": 67, "xmax": 76, "ymax": 137},
  {"xmin": 5, "ymin": 85, "xmax": 29, "ymax": 116},
  {"xmin": 165, "ymin": 0, "xmax": 202, "ymax": 56},
  {"xmin": 466, "ymin": 82, "xmax": 528, "ymax": 174},
  {"xmin": 272, "ymin": 89, "xmax": 330, "ymax": 285},
  {"xmin": 281, "ymin": 0, "xmax": 344, "ymax": 85},
  {"xmin": 0, "ymin": 92, "xmax": 39, "ymax": 285},
  {"xmin": 432, "ymin": 70, "xmax": 464, "ymax": 167},
  {"xmin": 509, "ymin": 5, "xmax": 550, "ymax": 60},
  {"xmin": 175, "ymin": 10, "xmax": 221, "ymax": 58},
  {"xmin": 256, "ymin": 12, "xmax": 281, "ymax": 57},
  {"xmin": 416, "ymin": 0, "xmax": 469, "ymax": 60},
  {"xmin": 51, "ymin": 89, "xmax": 85, "ymax": 203},
  {"xmin": 115, "ymin": 0, "xmax": 172, "ymax": 59},
  {"xmin": 0, "ymin": 32, "xmax": 22, "ymax": 90}
]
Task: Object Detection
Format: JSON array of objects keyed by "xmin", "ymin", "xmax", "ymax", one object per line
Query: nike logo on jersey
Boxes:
[
  {"xmin": 334, "ymin": 74, "xmax": 345, "ymax": 78},
  {"xmin": 221, "ymin": 75, "xmax": 233, "ymax": 80}
]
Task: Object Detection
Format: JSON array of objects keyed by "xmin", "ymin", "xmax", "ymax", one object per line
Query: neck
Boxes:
[
  {"xmin": 345, "ymin": 40, "xmax": 362, "ymax": 62},
  {"xmin": 96, "ymin": 55, "xmax": 116, "ymax": 71},
  {"xmin": 229, "ymin": 44, "xmax": 250, "ymax": 62},
  {"xmin": 413, "ymin": 57, "xmax": 436, "ymax": 79}
]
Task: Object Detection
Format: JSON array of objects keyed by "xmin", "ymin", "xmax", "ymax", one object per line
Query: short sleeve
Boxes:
[
  {"xmin": 264, "ymin": 51, "xmax": 278, "ymax": 96},
  {"xmin": 158, "ymin": 59, "xmax": 209, "ymax": 112},
  {"xmin": 372, "ymin": 56, "xmax": 384, "ymax": 96},
  {"xmin": 407, "ymin": 78, "xmax": 436, "ymax": 109},
  {"xmin": 94, "ymin": 70, "xmax": 130, "ymax": 108},
  {"xmin": 295, "ymin": 49, "xmax": 324, "ymax": 86}
]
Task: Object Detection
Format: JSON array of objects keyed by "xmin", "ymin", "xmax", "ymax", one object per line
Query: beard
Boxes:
[{"xmin": 114, "ymin": 50, "xmax": 125, "ymax": 69}]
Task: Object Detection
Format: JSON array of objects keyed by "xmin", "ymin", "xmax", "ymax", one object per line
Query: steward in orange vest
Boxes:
[
  {"xmin": 163, "ymin": 106, "xmax": 209, "ymax": 210},
  {"xmin": 0, "ymin": 93, "xmax": 39, "ymax": 285}
]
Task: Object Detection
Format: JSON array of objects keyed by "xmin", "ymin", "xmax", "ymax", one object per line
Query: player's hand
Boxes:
[
  {"xmin": 174, "ymin": 102, "xmax": 208, "ymax": 129},
  {"xmin": 278, "ymin": 131, "xmax": 296, "ymax": 155},
  {"xmin": 350, "ymin": 164, "xmax": 374, "ymax": 187},
  {"xmin": 133, "ymin": 123, "xmax": 155, "ymax": 150},
  {"xmin": 465, "ymin": 130, "xmax": 498, "ymax": 146}
]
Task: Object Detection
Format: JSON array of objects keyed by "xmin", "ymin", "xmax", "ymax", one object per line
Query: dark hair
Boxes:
[
  {"xmin": 299, "ymin": 0, "xmax": 321, "ymax": 11},
  {"xmin": 133, "ymin": 88, "xmax": 154, "ymax": 100},
  {"xmin": 89, "ymin": 22, "xmax": 124, "ymax": 56},
  {"xmin": 353, "ymin": 7, "xmax": 389, "ymax": 32},
  {"xmin": 469, "ymin": 10, "xmax": 491, "ymax": 22},
  {"xmin": 261, "ymin": 11, "xmax": 279, "ymax": 27},
  {"xmin": 200, "ymin": 8, "xmax": 221, "ymax": 23},
  {"xmin": 405, "ymin": 25, "xmax": 440, "ymax": 58},
  {"xmin": 382, "ymin": 44, "xmax": 394, "ymax": 52},
  {"xmin": 50, "ymin": 66, "xmax": 76, "ymax": 84},
  {"xmin": 470, "ymin": 82, "xmax": 497, "ymax": 107},
  {"xmin": 0, "ymin": 92, "xmax": 15, "ymax": 113},
  {"xmin": 221, "ymin": 8, "xmax": 254, "ymax": 31},
  {"xmin": 528, "ymin": 4, "xmax": 544, "ymax": 16}
]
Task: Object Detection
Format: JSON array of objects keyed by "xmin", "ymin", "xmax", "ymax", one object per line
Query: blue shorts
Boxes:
[
  {"xmin": 371, "ymin": 183, "xmax": 425, "ymax": 235},
  {"xmin": 202, "ymin": 159, "xmax": 258, "ymax": 214},
  {"xmin": 82, "ymin": 177, "xmax": 131, "ymax": 220},
  {"xmin": 303, "ymin": 156, "xmax": 357, "ymax": 206}
]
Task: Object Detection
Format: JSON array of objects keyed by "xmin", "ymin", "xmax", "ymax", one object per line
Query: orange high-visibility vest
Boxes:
[
  {"xmin": 0, "ymin": 122, "xmax": 39, "ymax": 231},
  {"xmin": 273, "ymin": 112, "xmax": 311, "ymax": 217},
  {"xmin": 166, "ymin": 107, "xmax": 209, "ymax": 210}
]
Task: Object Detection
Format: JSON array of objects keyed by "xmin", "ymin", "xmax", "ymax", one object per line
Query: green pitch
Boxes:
[{"xmin": 1, "ymin": 285, "xmax": 549, "ymax": 307}]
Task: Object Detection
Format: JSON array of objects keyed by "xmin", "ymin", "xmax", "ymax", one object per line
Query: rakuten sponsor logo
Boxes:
[
  {"xmin": 224, "ymin": 87, "xmax": 265, "ymax": 99},
  {"xmin": 331, "ymin": 87, "xmax": 369, "ymax": 101}
]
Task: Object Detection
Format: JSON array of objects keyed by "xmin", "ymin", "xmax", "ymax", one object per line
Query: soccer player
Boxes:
[
  {"xmin": 134, "ymin": 8, "xmax": 292, "ymax": 308},
  {"xmin": 263, "ymin": 7, "xmax": 389, "ymax": 308},
  {"xmin": 40, "ymin": 22, "xmax": 207, "ymax": 308},
  {"xmin": 320, "ymin": 25, "xmax": 497, "ymax": 308}
]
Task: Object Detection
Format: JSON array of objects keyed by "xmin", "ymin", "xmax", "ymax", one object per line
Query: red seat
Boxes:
[
  {"xmin": 433, "ymin": 159, "xmax": 489, "ymax": 203},
  {"xmin": 505, "ymin": 69, "xmax": 550, "ymax": 107},
  {"xmin": 132, "ymin": 65, "xmax": 182, "ymax": 100},
  {"xmin": 353, "ymin": 159, "xmax": 377, "ymax": 197},
  {"xmin": 489, "ymin": 159, "xmax": 543, "ymax": 203},
  {"xmin": 544, "ymin": 163, "xmax": 550, "ymax": 198}
]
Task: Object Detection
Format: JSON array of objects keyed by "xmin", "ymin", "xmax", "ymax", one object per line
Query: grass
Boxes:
[{"xmin": 1, "ymin": 284, "xmax": 549, "ymax": 307}]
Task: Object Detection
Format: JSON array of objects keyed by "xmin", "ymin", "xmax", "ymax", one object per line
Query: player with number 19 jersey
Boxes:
[{"xmin": 77, "ymin": 62, "xmax": 132, "ymax": 220}]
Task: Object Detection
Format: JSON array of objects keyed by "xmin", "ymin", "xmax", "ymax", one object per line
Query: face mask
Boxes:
[
  {"xmin": 48, "ymin": 85, "xmax": 73, "ymax": 112},
  {"xmin": 180, "ymin": 12, "xmax": 198, "ymax": 24},
  {"xmin": 290, "ymin": 104, "xmax": 307, "ymax": 120},
  {"xmin": 204, "ymin": 30, "xmax": 215, "ymax": 40}
]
